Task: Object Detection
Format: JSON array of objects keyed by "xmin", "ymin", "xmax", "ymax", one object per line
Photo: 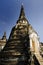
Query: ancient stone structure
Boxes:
[{"xmin": 0, "ymin": 5, "xmax": 43, "ymax": 65}]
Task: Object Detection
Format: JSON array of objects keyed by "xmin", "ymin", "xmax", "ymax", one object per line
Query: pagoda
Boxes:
[
  {"xmin": 0, "ymin": 5, "xmax": 31, "ymax": 65},
  {"xmin": 0, "ymin": 5, "xmax": 40, "ymax": 65}
]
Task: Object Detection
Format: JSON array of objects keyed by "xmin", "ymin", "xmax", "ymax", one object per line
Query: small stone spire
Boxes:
[
  {"xmin": 19, "ymin": 4, "xmax": 25, "ymax": 19},
  {"xmin": 2, "ymin": 32, "xmax": 6, "ymax": 40}
]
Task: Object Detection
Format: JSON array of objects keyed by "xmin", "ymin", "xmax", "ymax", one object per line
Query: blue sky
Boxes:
[{"xmin": 0, "ymin": 0, "xmax": 43, "ymax": 42}]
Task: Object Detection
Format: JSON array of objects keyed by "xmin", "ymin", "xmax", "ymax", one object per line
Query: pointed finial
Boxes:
[
  {"xmin": 19, "ymin": 4, "xmax": 25, "ymax": 19},
  {"xmin": 4, "ymin": 32, "xmax": 6, "ymax": 36},
  {"xmin": 17, "ymin": 4, "xmax": 28, "ymax": 24},
  {"xmin": 2, "ymin": 32, "xmax": 6, "ymax": 40}
]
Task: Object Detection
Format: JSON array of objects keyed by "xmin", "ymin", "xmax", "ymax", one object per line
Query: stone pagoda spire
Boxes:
[
  {"xmin": 19, "ymin": 4, "xmax": 25, "ymax": 19},
  {"xmin": 17, "ymin": 4, "xmax": 28, "ymax": 24},
  {"xmin": 2, "ymin": 32, "xmax": 6, "ymax": 40}
]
